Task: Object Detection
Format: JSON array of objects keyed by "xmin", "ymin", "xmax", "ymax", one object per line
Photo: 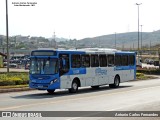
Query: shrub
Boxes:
[
  {"xmin": 0, "ymin": 80, "xmax": 15, "ymax": 86},
  {"xmin": 137, "ymin": 69, "xmax": 160, "ymax": 74},
  {"xmin": 136, "ymin": 73, "xmax": 144, "ymax": 77},
  {"xmin": 0, "ymin": 72, "xmax": 29, "ymax": 86}
]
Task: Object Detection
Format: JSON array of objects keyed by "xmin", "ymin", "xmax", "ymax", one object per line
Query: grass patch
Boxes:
[
  {"xmin": 137, "ymin": 68, "xmax": 160, "ymax": 80},
  {"xmin": 136, "ymin": 73, "xmax": 147, "ymax": 80},
  {"xmin": 136, "ymin": 72, "xmax": 157, "ymax": 80}
]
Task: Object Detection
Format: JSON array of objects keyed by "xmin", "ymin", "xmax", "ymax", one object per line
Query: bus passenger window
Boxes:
[
  {"xmin": 122, "ymin": 55, "xmax": 128, "ymax": 66},
  {"xmin": 115, "ymin": 55, "xmax": 122, "ymax": 66},
  {"xmin": 91, "ymin": 55, "xmax": 99, "ymax": 67},
  {"xmin": 71, "ymin": 55, "xmax": 81, "ymax": 68},
  {"xmin": 99, "ymin": 55, "xmax": 107, "ymax": 67},
  {"xmin": 108, "ymin": 55, "xmax": 114, "ymax": 67},
  {"xmin": 81, "ymin": 55, "xmax": 90, "ymax": 67}
]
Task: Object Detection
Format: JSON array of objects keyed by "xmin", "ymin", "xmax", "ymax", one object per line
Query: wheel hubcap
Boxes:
[
  {"xmin": 115, "ymin": 78, "xmax": 119, "ymax": 86},
  {"xmin": 73, "ymin": 83, "xmax": 77, "ymax": 90}
]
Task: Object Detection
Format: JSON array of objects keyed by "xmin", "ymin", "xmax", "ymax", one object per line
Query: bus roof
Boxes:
[
  {"xmin": 32, "ymin": 48, "xmax": 135, "ymax": 55},
  {"xmin": 58, "ymin": 48, "xmax": 135, "ymax": 54}
]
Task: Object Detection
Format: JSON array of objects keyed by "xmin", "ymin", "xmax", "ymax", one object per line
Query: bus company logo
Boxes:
[
  {"xmin": 2, "ymin": 112, "xmax": 11, "ymax": 117},
  {"xmin": 73, "ymin": 70, "xmax": 80, "ymax": 74},
  {"xmin": 95, "ymin": 68, "xmax": 107, "ymax": 75}
]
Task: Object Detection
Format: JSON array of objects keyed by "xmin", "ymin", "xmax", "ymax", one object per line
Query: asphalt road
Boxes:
[{"xmin": 0, "ymin": 78, "xmax": 160, "ymax": 120}]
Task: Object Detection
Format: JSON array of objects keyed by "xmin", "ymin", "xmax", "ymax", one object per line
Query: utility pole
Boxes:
[
  {"xmin": 15, "ymin": 36, "xmax": 17, "ymax": 48},
  {"xmin": 6, "ymin": 0, "xmax": 9, "ymax": 73},
  {"xmin": 136, "ymin": 3, "xmax": 142, "ymax": 61},
  {"xmin": 122, "ymin": 42, "xmax": 124, "ymax": 50},
  {"xmin": 115, "ymin": 32, "xmax": 116, "ymax": 49},
  {"xmin": 140, "ymin": 25, "xmax": 143, "ymax": 59},
  {"xmin": 53, "ymin": 32, "xmax": 57, "ymax": 49},
  {"xmin": 140, "ymin": 25, "xmax": 143, "ymax": 50},
  {"xmin": 158, "ymin": 47, "xmax": 160, "ymax": 69},
  {"xmin": 75, "ymin": 39, "xmax": 77, "ymax": 49},
  {"xmin": 150, "ymin": 40, "xmax": 151, "ymax": 55},
  {"xmin": 99, "ymin": 37, "xmax": 100, "ymax": 48}
]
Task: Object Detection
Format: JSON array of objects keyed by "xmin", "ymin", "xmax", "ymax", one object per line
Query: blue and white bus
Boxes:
[{"xmin": 29, "ymin": 48, "xmax": 136, "ymax": 94}]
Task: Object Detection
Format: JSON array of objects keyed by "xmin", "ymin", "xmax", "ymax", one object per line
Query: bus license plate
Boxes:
[{"xmin": 38, "ymin": 85, "xmax": 43, "ymax": 88}]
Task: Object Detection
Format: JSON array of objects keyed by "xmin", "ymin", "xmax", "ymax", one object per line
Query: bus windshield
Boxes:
[{"xmin": 30, "ymin": 58, "xmax": 58, "ymax": 75}]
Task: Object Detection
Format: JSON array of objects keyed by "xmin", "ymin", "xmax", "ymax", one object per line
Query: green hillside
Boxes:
[{"xmin": 76, "ymin": 30, "xmax": 160, "ymax": 49}]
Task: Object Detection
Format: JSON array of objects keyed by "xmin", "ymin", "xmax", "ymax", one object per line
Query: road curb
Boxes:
[{"xmin": 0, "ymin": 87, "xmax": 35, "ymax": 93}]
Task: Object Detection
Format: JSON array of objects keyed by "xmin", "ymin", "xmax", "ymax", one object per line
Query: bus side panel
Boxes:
[
  {"xmin": 123, "ymin": 69, "xmax": 130, "ymax": 81},
  {"xmin": 60, "ymin": 67, "xmax": 110, "ymax": 89},
  {"xmin": 69, "ymin": 75, "xmax": 86, "ymax": 87},
  {"xmin": 114, "ymin": 66, "xmax": 135, "ymax": 83},
  {"xmin": 85, "ymin": 68, "xmax": 99, "ymax": 86},
  {"xmin": 60, "ymin": 75, "xmax": 72, "ymax": 89},
  {"xmin": 107, "ymin": 67, "xmax": 116, "ymax": 84},
  {"xmin": 60, "ymin": 75, "xmax": 86, "ymax": 89},
  {"xmin": 121, "ymin": 69, "xmax": 134, "ymax": 82},
  {"xmin": 85, "ymin": 67, "xmax": 109, "ymax": 86},
  {"xmin": 60, "ymin": 68, "xmax": 87, "ymax": 89},
  {"xmin": 113, "ymin": 69, "xmax": 123, "ymax": 83}
]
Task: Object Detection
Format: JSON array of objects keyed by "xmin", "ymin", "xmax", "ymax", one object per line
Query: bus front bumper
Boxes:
[{"xmin": 29, "ymin": 81, "xmax": 60, "ymax": 90}]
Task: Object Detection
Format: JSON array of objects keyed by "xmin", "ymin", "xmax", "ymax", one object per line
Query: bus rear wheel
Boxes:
[
  {"xmin": 109, "ymin": 76, "xmax": 120, "ymax": 88},
  {"xmin": 69, "ymin": 80, "xmax": 78, "ymax": 93},
  {"xmin": 47, "ymin": 89, "xmax": 55, "ymax": 94}
]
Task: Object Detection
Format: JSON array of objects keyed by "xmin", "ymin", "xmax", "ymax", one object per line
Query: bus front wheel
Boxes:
[
  {"xmin": 47, "ymin": 89, "xmax": 55, "ymax": 94},
  {"xmin": 69, "ymin": 80, "xmax": 78, "ymax": 93},
  {"xmin": 109, "ymin": 76, "xmax": 120, "ymax": 88}
]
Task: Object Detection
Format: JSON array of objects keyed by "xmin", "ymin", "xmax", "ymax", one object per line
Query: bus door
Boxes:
[{"xmin": 59, "ymin": 54, "xmax": 70, "ymax": 88}]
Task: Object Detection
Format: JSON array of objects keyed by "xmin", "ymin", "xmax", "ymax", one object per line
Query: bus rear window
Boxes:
[{"xmin": 129, "ymin": 55, "xmax": 135, "ymax": 66}]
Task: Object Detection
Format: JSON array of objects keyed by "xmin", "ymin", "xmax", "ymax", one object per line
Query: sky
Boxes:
[{"xmin": 0, "ymin": 0, "xmax": 160, "ymax": 40}]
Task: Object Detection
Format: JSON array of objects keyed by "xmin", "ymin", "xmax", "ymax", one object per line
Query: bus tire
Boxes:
[
  {"xmin": 109, "ymin": 76, "xmax": 120, "ymax": 88},
  {"xmin": 69, "ymin": 80, "xmax": 78, "ymax": 93},
  {"xmin": 91, "ymin": 86, "xmax": 99, "ymax": 89},
  {"xmin": 47, "ymin": 89, "xmax": 55, "ymax": 94}
]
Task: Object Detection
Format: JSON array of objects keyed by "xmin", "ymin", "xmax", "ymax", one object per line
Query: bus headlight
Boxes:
[
  {"xmin": 50, "ymin": 79, "xmax": 58, "ymax": 85},
  {"xmin": 53, "ymin": 79, "xmax": 58, "ymax": 82}
]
